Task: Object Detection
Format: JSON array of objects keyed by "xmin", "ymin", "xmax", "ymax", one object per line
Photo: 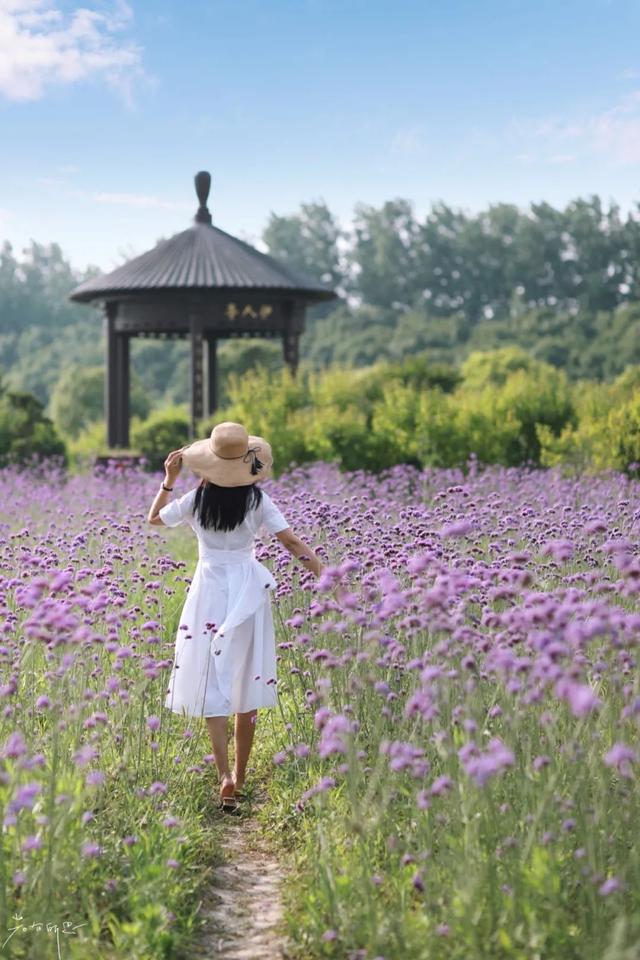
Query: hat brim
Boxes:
[{"xmin": 180, "ymin": 435, "xmax": 273, "ymax": 486}]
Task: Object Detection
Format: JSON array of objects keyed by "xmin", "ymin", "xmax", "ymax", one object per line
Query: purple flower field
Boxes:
[
  {"xmin": 0, "ymin": 463, "xmax": 219, "ymax": 958},
  {"xmin": 258, "ymin": 461, "xmax": 640, "ymax": 960},
  {"xmin": 1, "ymin": 459, "xmax": 639, "ymax": 959}
]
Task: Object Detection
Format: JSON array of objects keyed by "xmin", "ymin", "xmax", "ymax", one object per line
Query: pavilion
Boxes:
[{"xmin": 69, "ymin": 171, "xmax": 337, "ymax": 447}]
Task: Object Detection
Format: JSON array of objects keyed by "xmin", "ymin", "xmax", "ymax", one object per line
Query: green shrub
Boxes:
[
  {"xmin": 451, "ymin": 395, "xmax": 523, "ymax": 467},
  {"xmin": 370, "ymin": 381, "xmax": 422, "ymax": 467},
  {"xmin": 131, "ymin": 406, "xmax": 190, "ymax": 471},
  {"xmin": 109, "ymin": 351, "xmax": 640, "ymax": 477},
  {"xmin": 198, "ymin": 367, "xmax": 313, "ymax": 473},
  {"xmin": 67, "ymin": 420, "xmax": 110, "ymax": 465},
  {"xmin": 537, "ymin": 420, "xmax": 607, "ymax": 475},
  {"xmin": 66, "ymin": 421, "xmax": 141, "ymax": 470},
  {"xmin": 538, "ymin": 385, "xmax": 640, "ymax": 477},
  {"xmin": 456, "ymin": 358, "xmax": 576, "ymax": 465},
  {"xmin": 603, "ymin": 392, "xmax": 640, "ymax": 473},
  {"xmin": 307, "ymin": 404, "xmax": 394, "ymax": 472},
  {"xmin": 308, "ymin": 364, "xmax": 384, "ymax": 413},
  {"xmin": 610, "ymin": 365, "xmax": 640, "ymax": 403},
  {"xmin": 416, "ymin": 389, "xmax": 466, "ymax": 467},
  {"xmin": 460, "ymin": 345, "xmax": 539, "ymax": 389},
  {"xmin": 0, "ymin": 377, "xmax": 67, "ymax": 466},
  {"xmin": 386, "ymin": 354, "xmax": 461, "ymax": 393},
  {"xmin": 217, "ymin": 340, "xmax": 284, "ymax": 403}
]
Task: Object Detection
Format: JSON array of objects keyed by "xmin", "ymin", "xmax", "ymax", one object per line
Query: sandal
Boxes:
[
  {"xmin": 219, "ymin": 776, "xmax": 240, "ymax": 813},
  {"xmin": 232, "ymin": 771, "xmax": 248, "ymax": 801}
]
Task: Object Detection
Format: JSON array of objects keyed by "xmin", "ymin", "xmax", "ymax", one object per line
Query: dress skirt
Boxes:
[{"xmin": 164, "ymin": 545, "xmax": 280, "ymax": 718}]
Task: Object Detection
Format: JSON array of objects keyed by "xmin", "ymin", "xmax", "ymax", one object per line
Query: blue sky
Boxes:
[{"xmin": 1, "ymin": 0, "xmax": 640, "ymax": 272}]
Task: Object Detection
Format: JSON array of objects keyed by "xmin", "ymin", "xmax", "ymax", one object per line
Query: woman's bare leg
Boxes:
[
  {"xmin": 233, "ymin": 709, "xmax": 258, "ymax": 790},
  {"xmin": 205, "ymin": 716, "xmax": 234, "ymax": 798}
]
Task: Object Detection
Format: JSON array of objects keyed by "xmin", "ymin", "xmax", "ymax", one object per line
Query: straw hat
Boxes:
[{"xmin": 180, "ymin": 421, "xmax": 273, "ymax": 487}]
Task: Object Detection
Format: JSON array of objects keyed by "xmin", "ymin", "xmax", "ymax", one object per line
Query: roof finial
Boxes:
[{"xmin": 194, "ymin": 171, "xmax": 212, "ymax": 224}]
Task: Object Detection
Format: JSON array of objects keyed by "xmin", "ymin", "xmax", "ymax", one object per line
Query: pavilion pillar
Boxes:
[
  {"xmin": 206, "ymin": 335, "xmax": 218, "ymax": 415},
  {"xmin": 189, "ymin": 313, "xmax": 205, "ymax": 440},
  {"xmin": 105, "ymin": 303, "xmax": 130, "ymax": 449},
  {"xmin": 282, "ymin": 331, "xmax": 300, "ymax": 374},
  {"xmin": 283, "ymin": 301, "xmax": 304, "ymax": 375}
]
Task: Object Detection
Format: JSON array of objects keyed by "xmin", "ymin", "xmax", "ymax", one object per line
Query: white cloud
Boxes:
[
  {"xmin": 36, "ymin": 175, "xmax": 65, "ymax": 186},
  {"xmin": 588, "ymin": 90, "xmax": 640, "ymax": 163},
  {"xmin": 505, "ymin": 88, "xmax": 640, "ymax": 165},
  {"xmin": 390, "ymin": 124, "xmax": 429, "ymax": 158},
  {"xmin": 92, "ymin": 191, "xmax": 192, "ymax": 211},
  {"xmin": 549, "ymin": 154, "xmax": 577, "ymax": 164},
  {"xmin": 0, "ymin": 0, "xmax": 144, "ymax": 103},
  {"xmin": 34, "ymin": 176, "xmax": 192, "ymax": 212}
]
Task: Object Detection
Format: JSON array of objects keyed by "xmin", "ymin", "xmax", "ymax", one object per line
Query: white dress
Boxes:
[{"xmin": 159, "ymin": 486, "xmax": 290, "ymax": 718}]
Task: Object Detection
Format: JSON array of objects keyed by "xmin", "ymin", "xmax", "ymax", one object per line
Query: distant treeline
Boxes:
[
  {"xmin": 265, "ymin": 195, "xmax": 640, "ymax": 377},
  {"xmin": 267, "ymin": 194, "xmax": 640, "ymax": 317},
  {"xmin": 1, "ymin": 193, "xmax": 640, "ymax": 414}
]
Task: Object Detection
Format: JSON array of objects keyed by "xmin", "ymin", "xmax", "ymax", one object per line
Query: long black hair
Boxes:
[{"xmin": 192, "ymin": 479, "xmax": 263, "ymax": 531}]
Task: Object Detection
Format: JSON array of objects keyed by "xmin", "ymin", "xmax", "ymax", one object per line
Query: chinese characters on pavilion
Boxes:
[{"xmin": 224, "ymin": 303, "xmax": 274, "ymax": 321}]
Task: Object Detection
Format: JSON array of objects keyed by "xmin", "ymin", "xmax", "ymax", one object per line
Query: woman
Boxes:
[{"xmin": 147, "ymin": 421, "xmax": 324, "ymax": 812}]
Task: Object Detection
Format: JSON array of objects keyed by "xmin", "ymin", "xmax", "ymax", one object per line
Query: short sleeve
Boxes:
[
  {"xmin": 158, "ymin": 487, "xmax": 198, "ymax": 528},
  {"xmin": 261, "ymin": 491, "xmax": 289, "ymax": 534}
]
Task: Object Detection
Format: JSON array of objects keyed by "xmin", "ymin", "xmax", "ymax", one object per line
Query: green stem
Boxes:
[
  {"xmin": 43, "ymin": 728, "xmax": 59, "ymax": 916},
  {"xmin": 134, "ymin": 689, "xmax": 147, "ymax": 786}
]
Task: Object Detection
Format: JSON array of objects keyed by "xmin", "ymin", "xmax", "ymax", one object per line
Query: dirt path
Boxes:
[{"xmin": 190, "ymin": 791, "xmax": 294, "ymax": 960}]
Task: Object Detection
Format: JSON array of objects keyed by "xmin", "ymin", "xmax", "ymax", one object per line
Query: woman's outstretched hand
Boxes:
[{"xmin": 164, "ymin": 449, "xmax": 183, "ymax": 486}]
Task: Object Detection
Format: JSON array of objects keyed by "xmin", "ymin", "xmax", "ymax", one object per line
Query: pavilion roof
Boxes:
[{"xmin": 69, "ymin": 172, "xmax": 337, "ymax": 304}]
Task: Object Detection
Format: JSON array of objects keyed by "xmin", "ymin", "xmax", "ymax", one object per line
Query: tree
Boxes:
[
  {"xmin": 0, "ymin": 374, "xmax": 67, "ymax": 466},
  {"xmin": 350, "ymin": 199, "xmax": 422, "ymax": 311},
  {"xmin": 302, "ymin": 303, "xmax": 396, "ymax": 368},
  {"xmin": 562, "ymin": 196, "xmax": 627, "ymax": 313},
  {"xmin": 0, "ymin": 240, "xmax": 98, "ymax": 335},
  {"xmin": 262, "ymin": 201, "xmax": 346, "ymax": 322},
  {"xmin": 4, "ymin": 194, "xmax": 640, "ymax": 405},
  {"xmin": 50, "ymin": 365, "xmax": 151, "ymax": 439}
]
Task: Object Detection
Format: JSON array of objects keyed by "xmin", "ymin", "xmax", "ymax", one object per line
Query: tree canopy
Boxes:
[{"xmin": 1, "ymin": 193, "xmax": 640, "ymax": 424}]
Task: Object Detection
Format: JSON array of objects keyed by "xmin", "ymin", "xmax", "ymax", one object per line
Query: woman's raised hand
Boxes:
[{"xmin": 164, "ymin": 449, "xmax": 184, "ymax": 485}]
